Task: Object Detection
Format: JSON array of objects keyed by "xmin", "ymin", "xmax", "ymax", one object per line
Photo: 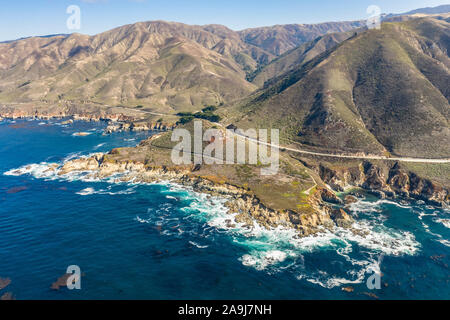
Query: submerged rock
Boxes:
[
  {"xmin": 0, "ymin": 292, "xmax": 14, "ymax": 300},
  {"xmin": 344, "ymin": 195, "xmax": 358, "ymax": 205},
  {"xmin": 50, "ymin": 273, "xmax": 71, "ymax": 290},
  {"xmin": 0, "ymin": 277, "xmax": 11, "ymax": 290}
]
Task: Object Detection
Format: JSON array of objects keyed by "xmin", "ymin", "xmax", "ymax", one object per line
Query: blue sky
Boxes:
[{"xmin": 0, "ymin": 0, "xmax": 448, "ymax": 41}]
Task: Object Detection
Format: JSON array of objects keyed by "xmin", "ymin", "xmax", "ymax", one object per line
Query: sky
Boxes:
[{"xmin": 0, "ymin": 0, "xmax": 448, "ymax": 41}]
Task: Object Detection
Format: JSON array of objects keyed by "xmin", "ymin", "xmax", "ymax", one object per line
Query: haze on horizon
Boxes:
[{"xmin": 0, "ymin": 0, "xmax": 448, "ymax": 41}]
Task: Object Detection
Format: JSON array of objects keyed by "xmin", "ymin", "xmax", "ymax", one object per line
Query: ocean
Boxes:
[{"xmin": 0, "ymin": 119, "xmax": 449, "ymax": 299}]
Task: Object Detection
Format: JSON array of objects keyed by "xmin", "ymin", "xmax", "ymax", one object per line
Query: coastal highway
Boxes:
[
  {"xmin": 223, "ymin": 125, "xmax": 450, "ymax": 164},
  {"xmin": 114, "ymin": 107, "xmax": 450, "ymax": 164}
]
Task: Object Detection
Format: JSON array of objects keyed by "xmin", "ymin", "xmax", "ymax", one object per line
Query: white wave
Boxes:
[
  {"xmin": 189, "ymin": 241, "xmax": 208, "ymax": 249},
  {"xmin": 437, "ymin": 239, "xmax": 450, "ymax": 247},
  {"xmin": 72, "ymin": 132, "xmax": 92, "ymax": 137},
  {"xmin": 76, "ymin": 187, "xmax": 96, "ymax": 195},
  {"xmin": 296, "ymin": 251, "xmax": 384, "ymax": 289},
  {"xmin": 415, "ymin": 209, "xmax": 437, "ymax": 220},
  {"xmin": 240, "ymin": 250, "xmax": 289, "ymax": 271},
  {"xmin": 93, "ymin": 143, "xmax": 106, "ymax": 150},
  {"xmin": 182, "ymin": 193, "xmax": 421, "ymax": 274},
  {"xmin": 174, "ymin": 192, "xmax": 420, "ymax": 288},
  {"xmin": 3, "ymin": 160, "xmax": 425, "ymax": 289},
  {"xmin": 197, "ymin": 196, "xmax": 419, "ymax": 287},
  {"xmin": 3, "ymin": 160, "xmax": 140, "ymax": 195},
  {"xmin": 3, "ymin": 162, "xmax": 59, "ymax": 179},
  {"xmin": 433, "ymin": 218, "xmax": 450, "ymax": 229},
  {"xmin": 76, "ymin": 185, "xmax": 136, "ymax": 196},
  {"xmin": 64, "ymin": 152, "xmax": 83, "ymax": 161},
  {"xmin": 349, "ymin": 199, "xmax": 411, "ymax": 214},
  {"xmin": 135, "ymin": 216, "xmax": 150, "ymax": 224}
]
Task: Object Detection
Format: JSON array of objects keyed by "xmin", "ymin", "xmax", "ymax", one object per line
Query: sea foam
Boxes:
[{"xmin": 2, "ymin": 161, "xmax": 429, "ymax": 289}]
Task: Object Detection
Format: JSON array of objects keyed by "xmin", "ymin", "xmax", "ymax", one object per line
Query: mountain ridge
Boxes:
[{"xmin": 224, "ymin": 16, "xmax": 450, "ymax": 158}]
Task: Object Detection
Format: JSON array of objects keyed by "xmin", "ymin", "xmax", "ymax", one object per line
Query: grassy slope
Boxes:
[
  {"xmin": 249, "ymin": 30, "xmax": 357, "ymax": 87},
  {"xmin": 106, "ymin": 120, "xmax": 317, "ymax": 214},
  {"xmin": 0, "ymin": 22, "xmax": 257, "ymax": 113},
  {"xmin": 225, "ymin": 17, "xmax": 450, "ymax": 158}
]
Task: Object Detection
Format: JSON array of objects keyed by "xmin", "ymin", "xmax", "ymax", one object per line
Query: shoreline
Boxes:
[
  {"xmin": 0, "ymin": 113, "xmax": 175, "ymax": 135},
  {"xmin": 2, "ymin": 157, "xmax": 429, "ymax": 291},
  {"xmin": 0, "ymin": 105, "xmax": 177, "ymax": 134},
  {"xmin": 5, "ymin": 151, "xmax": 355, "ymax": 237},
  {"xmin": 2, "ymin": 117, "xmax": 448, "ymax": 235},
  {"xmin": 2, "ymin": 154, "xmax": 428, "ymax": 269}
]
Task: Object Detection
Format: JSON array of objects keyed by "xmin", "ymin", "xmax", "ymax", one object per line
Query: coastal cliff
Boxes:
[
  {"xmin": 4, "ymin": 114, "xmax": 447, "ymax": 234},
  {"xmin": 0, "ymin": 104, "xmax": 176, "ymax": 134},
  {"xmin": 56, "ymin": 152, "xmax": 354, "ymax": 237},
  {"xmin": 316, "ymin": 161, "xmax": 449, "ymax": 207}
]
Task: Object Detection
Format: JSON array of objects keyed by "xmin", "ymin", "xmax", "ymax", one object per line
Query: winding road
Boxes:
[
  {"xmin": 225, "ymin": 126, "xmax": 450, "ymax": 164},
  {"xmin": 118, "ymin": 106, "xmax": 450, "ymax": 164}
]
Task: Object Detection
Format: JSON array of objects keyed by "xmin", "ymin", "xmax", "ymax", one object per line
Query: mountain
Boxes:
[
  {"xmin": 0, "ymin": 21, "xmax": 264, "ymax": 113},
  {"xmin": 1, "ymin": 12, "xmax": 449, "ymax": 160},
  {"xmin": 402, "ymin": 4, "xmax": 450, "ymax": 15},
  {"xmin": 238, "ymin": 21, "xmax": 365, "ymax": 56},
  {"xmin": 226, "ymin": 16, "xmax": 450, "ymax": 158},
  {"xmin": 381, "ymin": 4, "xmax": 450, "ymax": 22},
  {"xmin": 248, "ymin": 30, "xmax": 361, "ymax": 87},
  {"xmin": 0, "ymin": 19, "xmax": 369, "ymax": 113}
]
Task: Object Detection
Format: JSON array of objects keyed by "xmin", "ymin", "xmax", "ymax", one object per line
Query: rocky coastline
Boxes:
[
  {"xmin": 0, "ymin": 105, "xmax": 176, "ymax": 134},
  {"xmin": 317, "ymin": 161, "xmax": 449, "ymax": 208},
  {"xmin": 52, "ymin": 152, "xmax": 355, "ymax": 237},
  {"xmin": 3, "ymin": 110, "xmax": 447, "ymax": 235},
  {"xmin": 36, "ymin": 138, "xmax": 448, "ymax": 238}
]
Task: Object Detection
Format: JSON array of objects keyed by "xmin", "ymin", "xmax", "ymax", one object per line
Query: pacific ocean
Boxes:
[{"xmin": 0, "ymin": 119, "xmax": 448, "ymax": 299}]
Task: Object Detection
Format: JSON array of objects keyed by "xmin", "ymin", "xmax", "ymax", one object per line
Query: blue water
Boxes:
[{"xmin": 0, "ymin": 119, "xmax": 449, "ymax": 299}]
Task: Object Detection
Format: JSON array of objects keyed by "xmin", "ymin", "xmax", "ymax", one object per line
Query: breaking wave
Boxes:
[{"xmin": 3, "ymin": 160, "xmax": 441, "ymax": 290}]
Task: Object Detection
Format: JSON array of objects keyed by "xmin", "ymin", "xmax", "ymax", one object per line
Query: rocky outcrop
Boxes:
[
  {"xmin": 0, "ymin": 105, "xmax": 136, "ymax": 123},
  {"xmin": 0, "ymin": 104, "xmax": 177, "ymax": 134},
  {"xmin": 0, "ymin": 277, "xmax": 11, "ymax": 290},
  {"xmin": 387, "ymin": 163, "xmax": 448, "ymax": 206},
  {"xmin": 104, "ymin": 121, "xmax": 176, "ymax": 134},
  {"xmin": 344, "ymin": 195, "xmax": 358, "ymax": 205},
  {"xmin": 57, "ymin": 154, "xmax": 355, "ymax": 237},
  {"xmin": 224, "ymin": 188, "xmax": 353, "ymax": 237},
  {"xmin": 319, "ymin": 164, "xmax": 360, "ymax": 191},
  {"xmin": 317, "ymin": 161, "xmax": 449, "ymax": 207}
]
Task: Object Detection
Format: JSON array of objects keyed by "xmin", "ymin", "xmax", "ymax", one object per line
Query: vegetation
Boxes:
[
  {"xmin": 18, "ymin": 81, "xmax": 31, "ymax": 88},
  {"xmin": 230, "ymin": 18, "xmax": 450, "ymax": 158},
  {"xmin": 177, "ymin": 106, "xmax": 222, "ymax": 124}
]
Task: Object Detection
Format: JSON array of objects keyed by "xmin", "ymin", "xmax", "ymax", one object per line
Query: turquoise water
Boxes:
[{"xmin": 0, "ymin": 119, "xmax": 449, "ymax": 299}]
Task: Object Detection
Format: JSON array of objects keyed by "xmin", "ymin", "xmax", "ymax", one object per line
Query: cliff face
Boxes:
[
  {"xmin": 0, "ymin": 104, "xmax": 141, "ymax": 122},
  {"xmin": 56, "ymin": 153, "xmax": 354, "ymax": 237},
  {"xmin": 317, "ymin": 161, "xmax": 449, "ymax": 207},
  {"xmin": 0, "ymin": 104, "xmax": 177, "ymax": 133},
  {"xmin": 387, "ymin": 163, "xmax": 449, "ymax": 205}
]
